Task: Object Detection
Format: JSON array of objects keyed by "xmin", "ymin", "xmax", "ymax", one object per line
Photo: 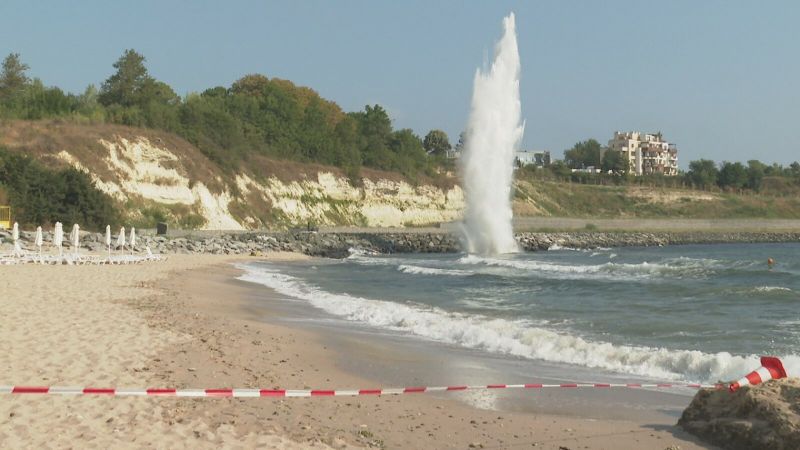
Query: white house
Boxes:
[
  {"xmin": 515, "ymin": 150, "xmax": 551, "ymax": 167},
  {"xmin": 607, "ymin": 131, "xmax": 678, "ymax": 176}
]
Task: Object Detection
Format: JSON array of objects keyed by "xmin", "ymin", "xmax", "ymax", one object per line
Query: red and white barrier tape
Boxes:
[{"xmin": 0, "ymin": 382, "xmax": 723, "ymax": 398}]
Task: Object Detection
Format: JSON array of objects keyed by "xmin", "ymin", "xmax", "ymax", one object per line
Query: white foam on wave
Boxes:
[
  {"xmin": 398, "ymin": 264, "xmax": 473, "ymax": 277},
  {"xmin": 754, "ymin": 286, "xmax": 793, "ymax": 293},
  {"xmin": 347, "ymin": 247, "xmax": 379, "ymax": 257},
  {"xmin": 236, "ymin": 262, "xmax": 800, "ymax": 383},
  {"xmin": 458, "ymin": 254, "xmax": 719, "ymax": 281},
  {"xmin": 724, "ymin": 286, "xmax": 795, "ymax": 297},
  {"xmin": 548, "ymin": 244, "xmax": 612, "ymax": 252},
  {"xmin": 345, "ymin": 248, "xmax": 393, "ymax": 266}
]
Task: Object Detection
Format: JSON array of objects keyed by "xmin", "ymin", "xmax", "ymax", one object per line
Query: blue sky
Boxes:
[{"xmin": 1, "ymin": 1, "xmax": 798, "ymax": 167}]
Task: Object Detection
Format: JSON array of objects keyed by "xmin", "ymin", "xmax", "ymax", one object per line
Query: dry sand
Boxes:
[{"xmin": 0, "ymin": 254, "xmax": 715, "ymax": 449}]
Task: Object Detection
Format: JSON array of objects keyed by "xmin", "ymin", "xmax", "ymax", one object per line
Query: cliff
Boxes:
[{"xmin": 0, "ymin": 121, "xmax": 464, "ymax": 230}]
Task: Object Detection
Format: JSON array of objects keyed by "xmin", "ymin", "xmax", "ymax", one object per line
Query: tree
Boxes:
[
  {"xmin": 0, "ymin": 148, "xmax": 119, "ymax": 228},
  {"xmin": 0, "ymin": 53, "xmax": 30, "ymax": 98},
  {"xmin": 423, "ymin": 129, "xmax": 451, "ymax": 156},
  {"xmin": 390, "ymin": 129, "xmax": 427, "ymax": 178},
  {"xmin": 789, "ymin": 162, "xmax": 800, "ymax": 177},
  {"xmin": 230, "ymin": 74, "xmax": 270, "ymax": 97},
  {"xmin": 351, "ymin": 104, "xmax": 393, "ymax": 169},
  {"xmin": 564, "ymin": 139, "xmax": 602, "ymax": 169},
  {"xmin": 98, "ymin": 49, "xmax": 151, "ymax": 107},
  {"xmin": 746, "ymin": 159, "xmax": 767, "ymax": 191},
  {"xmin": 601, "ymin": 150, "xmax": 629, "ymax": 175},
  {"xmin": 548, "ymin": 160, "xmax": 572, "ymax": 179},
  {"xmin": 138, "ymin": 79, "xmax": 180, "ymax": 106},
  {"xmin": 686, "ymin": 159, "xmax": 719, "ymax": 189},
  {"xmin": 717, "ymin": 161, "xmax": 748, "ymax": 190}
]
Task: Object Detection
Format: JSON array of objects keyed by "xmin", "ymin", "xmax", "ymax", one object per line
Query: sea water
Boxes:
[{"xmin": 239, "ymin": 243, "xmax": 800, "ymax": 384}]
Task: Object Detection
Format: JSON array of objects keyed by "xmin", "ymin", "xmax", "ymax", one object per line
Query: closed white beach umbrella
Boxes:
[
  {"xmin": 105, "ymin": 225, "xmax": 112, "ymax": 259},
  {"xmin": 117, "ymin": 226, "xmax": 126, "ymax": 253},
  {"xmin": 54, "ymin": 222, "xmax": 64, "ymax": 258},
  {"xmin": 35, "ymin": 226, "xmax": 43, "ymax": 260},
  {"xmin": 129, "ymin": 226, "xmax": 136, "ymax": 254},
  {"xmin": 70, "ymin": 224, "xmax": 80, "ymax": 255},
  {"xmin": 11, "ymin": 222, "xmax": 22, "ymax": 258}
]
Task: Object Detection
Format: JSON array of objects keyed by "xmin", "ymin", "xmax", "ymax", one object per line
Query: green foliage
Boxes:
[
  {"xmin": 0, "ymin": 148, "xmax": 119, "ymax": 229},
  {"xmin": 389, "ymin": 128, "xmax": 429, "ymax": 180},
  {"xmin": 98, "ymin": 49, "xmax": 151, "ymax": 107},
  {"xmin": 179, "ymin": 213, "xmax": 206, "ymax": 229},
  {"xmin": 0, "ymin": 50, "xmax": 445, "ymax": 182},
  {"xmin": 601, "ymin": 150, "xmax": 629, "ymax": 175},
  {"xmin": 0, "ymin": 53, "xmax": 30, "ymax": 99},
  {"xmin": 717, "ymin": 161, "xmax": 748, "ymax": 190},
  {"xmin": 791, "ymin": 162, "xmax": 800, "ymax": 176},
  {"xmin": 423, "ymin": 129, "xmax": 451, "ymax": 156},
  {"xmin": 564, "ymin": 139, "xmax": 602, "ymax": 169},
  {"xmin": 686, "ymin": 159, "xmax": 719, "ymax": 189},
  {"xmin": 746, "ymin": 159, "xmax": 766, "ymax": 191}
]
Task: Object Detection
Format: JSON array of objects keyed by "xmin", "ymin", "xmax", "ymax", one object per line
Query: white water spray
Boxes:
[{"xmin": 461, "ymin": 13, "xmax": 524, "ymax": 256}]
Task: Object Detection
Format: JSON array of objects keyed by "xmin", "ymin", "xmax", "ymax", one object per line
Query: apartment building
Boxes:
[{"xmin": 607, "ymin": 131, "xmax": 678, "ymax": 176}]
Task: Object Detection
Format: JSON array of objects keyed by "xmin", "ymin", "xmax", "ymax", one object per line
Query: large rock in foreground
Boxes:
[{"xmin": 679, "ymin": 379, "xmax": 800, "ymax": 450}]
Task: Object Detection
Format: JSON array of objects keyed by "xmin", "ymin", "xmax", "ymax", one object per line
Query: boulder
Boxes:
[{"xmin": 679, "ymin": 378, "xmax": 800, "ymax": 450}]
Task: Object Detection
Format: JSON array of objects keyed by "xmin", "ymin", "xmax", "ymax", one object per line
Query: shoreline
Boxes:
[
  {"xmin": 149, "ymin": 257, "xmax": 714, "ymax": 448},
  {"xmin": 4, "ymin": 226, "xmax": 799, "ymax": 259},
  {"xmin": 0, "ymin": 253, "xmax": 715, "ymax": 448}
]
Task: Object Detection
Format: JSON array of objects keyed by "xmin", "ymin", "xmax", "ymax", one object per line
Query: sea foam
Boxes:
[
  {"xmin": 237, "ymin": 262, "xmax": 799, "ymax": 383},
  {"xmin": 457, "ymin": 254, "xmax": 719, "ymax": 281},
  {"xmin": 398, "ymin": 264, "xmax": 473, "ymax": 277}
]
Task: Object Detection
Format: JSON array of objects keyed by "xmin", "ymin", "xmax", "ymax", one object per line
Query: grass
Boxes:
[
  {"xmin": 126, "ymin": 198, "xmax": 208, "ymax": 230},
  {"xmin": 513, "ymin": 179, "xmax": 800, "ymax": 220}
]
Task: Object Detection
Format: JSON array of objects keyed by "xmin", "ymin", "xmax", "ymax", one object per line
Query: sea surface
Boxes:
[{"xmin": 239, "ymin": 243, "xmax": 800, "ymax": 384}]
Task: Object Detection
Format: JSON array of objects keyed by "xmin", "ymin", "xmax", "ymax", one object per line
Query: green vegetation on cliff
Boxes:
[
  {"xmin": 0, "ymin": 51, "xmax": 439, "ymax": 182},
  {"xmin": 0, "ymin": 148, "xmax": 119, "ymax": 228}
]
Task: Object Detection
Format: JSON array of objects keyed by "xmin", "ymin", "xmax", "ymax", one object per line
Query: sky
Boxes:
[{"xmin": 1, "ymin": 1, "xmax": 798, "ymax": 168}]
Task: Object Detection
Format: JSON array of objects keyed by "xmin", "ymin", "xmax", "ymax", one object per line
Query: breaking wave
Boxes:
[
  {"xmin": 237, "ymin": 262, "xmax": 799, "ymax": 383},
  {"xmin": 754, "ymin": 286, "xmax": 793, "ymax": 293},
  {"xmin": 457, "ymin": 255, "xmax": 720, "ymax": 281},
  {"xmin": 548, "ymin": 244, "xmax": 611, "ymax": 252},
  {"xmin": 398, "ymin": 264, "xmax": 473, "ymax": 276}
]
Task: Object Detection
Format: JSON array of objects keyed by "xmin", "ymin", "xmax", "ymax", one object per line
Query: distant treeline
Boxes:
[
  {"xmin": 522, "ymin": 139, "xmax": 800, "ymax": 194},
  {"xmin": 0, "ymin": 51, "xmax": 455, "ymax": 182},
  {"xmin": 0, "ymin": 148, "xmax": 119, "ymax": 229}
]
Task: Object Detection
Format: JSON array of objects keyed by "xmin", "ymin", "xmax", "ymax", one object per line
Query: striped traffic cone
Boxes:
[{"xmin": 729, "ymin": 356, "xmax": 787, "ymax": 392}]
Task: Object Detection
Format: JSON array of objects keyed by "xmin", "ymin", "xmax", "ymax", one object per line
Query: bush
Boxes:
[
  {"xmin": 0, "ymin": 148, "xmax": 119, "ymax": 229},
  {"xmin": 1, "ymin": 50, "xmax": 448, "ymax": 182}
]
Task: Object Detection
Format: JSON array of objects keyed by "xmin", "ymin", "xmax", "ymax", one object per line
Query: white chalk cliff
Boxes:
[{"xmin": 54, "ymin": 135, "xmax": 464, "ymax": 230}]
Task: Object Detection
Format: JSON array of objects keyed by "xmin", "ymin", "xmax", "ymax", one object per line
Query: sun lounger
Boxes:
[
  {"xmin": 145, "ymin": 246, "xmax": 167, "ymax": 262},
  {"xmin": 107, "ymin": 254, "xmax": 147, "ymax": 265}
]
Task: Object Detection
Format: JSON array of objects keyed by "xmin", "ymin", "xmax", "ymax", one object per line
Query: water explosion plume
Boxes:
[{"xmin": 460, "ymin": 13, "xmax": 524, "ymax": 256}]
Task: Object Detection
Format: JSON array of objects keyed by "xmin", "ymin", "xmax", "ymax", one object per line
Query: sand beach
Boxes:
[{"xmin": 0, "ymin": 253, "xmax": 715, "ymax": 449}]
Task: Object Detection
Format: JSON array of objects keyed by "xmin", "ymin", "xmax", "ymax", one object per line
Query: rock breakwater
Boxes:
[{"xmin": 2, "ymin": 229, "xmax": 799, "ymax": 258}]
